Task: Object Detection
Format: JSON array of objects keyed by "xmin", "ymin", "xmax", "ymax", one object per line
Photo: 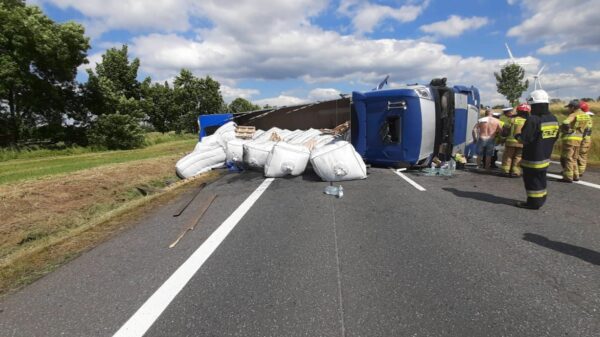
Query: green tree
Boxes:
[
  {"xmin": 83, "ymin": 45, "xmax": 149, "ymax": 148},
  {"xmin": 0, "ymin": 0, "xmax": 90, "ymax": 145},
  {"xmin": 227, "ymin": 97, "xmax": 260, "ymax": 113},
  {"xmin": 142, "ymin": 79, "xmax": 177, "ymax": 133},
  {"xmin": 173, "ymin": 69, "xmax": 224, "ymax": 133},
  {"xmin": 88, "ymin": 113, "xmax": 144, "ymax": 150},
  {"xmin": 84, "ymin": 45, "xmax": 142, "ymax": 118},
  {"xmin": 494, "ymin": 64, "xmax": 529, "ymax": 106}
]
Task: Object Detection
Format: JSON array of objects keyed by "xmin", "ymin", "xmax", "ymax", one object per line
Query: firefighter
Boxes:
[
  {"xmin": 560, "ymin": 100, "xmax": 590, "ymax": 182},
  {"xmin": 514, "ymin": 90, "xmax": 559, "ymax": 209},
  {"xmin": 501, "ymin": 103, "xmax": 529, "ymax": 177},
  {"xmin": 577, "ymin": 101, "xmax": 594, "ymax": 177}
]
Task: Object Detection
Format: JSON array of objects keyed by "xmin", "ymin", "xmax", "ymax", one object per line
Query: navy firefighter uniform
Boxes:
[{"xmin": 514, "ymin": 90, "xmax": 559, "ymax": 209}]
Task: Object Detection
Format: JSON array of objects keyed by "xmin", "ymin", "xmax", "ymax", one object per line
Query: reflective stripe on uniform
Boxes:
[
  {"xmin": 520, "ymin": 159, "xmax": 550, "ymax": 169},
  {"xmin": 526, "ymin": 189, "xmax": 547, "ymax": 198},
  {"xmin": 561, "ymin": 134, "xmax": 583, "ymax": 141}
]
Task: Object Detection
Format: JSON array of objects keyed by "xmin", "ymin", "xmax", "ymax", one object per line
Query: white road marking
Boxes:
[
  {"xmin": 392, "ymin": 168, "xmax": 426, "ymax": 191},
  {"xmin": 113, "ymin": 178, "xmax": 275, "ymax": 337},
  {"xmin": 495, "ymin": 161, "xmax": 600, "ymax": 190},
  {"xmin": 546, "ymin": 173, "xmax": 600, "ymax": 190}
]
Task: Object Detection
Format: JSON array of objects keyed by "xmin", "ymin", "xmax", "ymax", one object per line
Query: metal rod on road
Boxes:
[
  {"xmin": 169, "ymin": 194, "xmax": 217, "ymax": 248},
  {"xmin": 172, "ymin": 182, "xmax": 207, "ymax": 217}
]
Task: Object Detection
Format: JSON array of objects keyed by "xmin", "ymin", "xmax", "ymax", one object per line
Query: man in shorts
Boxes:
[{"xmin": 473, "ymin": 107, "xmax": 502, "ymax": 170}]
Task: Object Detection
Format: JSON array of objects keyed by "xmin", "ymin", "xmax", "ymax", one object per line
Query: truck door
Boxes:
[{"xmin": 365, "ymin": 97, "xmax": 405, "ymax": 166}]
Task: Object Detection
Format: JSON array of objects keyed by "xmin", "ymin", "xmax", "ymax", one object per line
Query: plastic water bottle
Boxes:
[{"xmin": 324, "ymin": 184, "xmax": 344, "ymax": 198}]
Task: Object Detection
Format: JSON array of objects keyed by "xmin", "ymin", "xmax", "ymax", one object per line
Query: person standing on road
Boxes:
[
  {"xmin": 577, "ymin": 101, "xmax": 594, "ymax": 177},
  {"xmin": 514, "ymin": 90, "xmax": 559, "ymax": 209},
  {"xmin": 560, "ymin": 100, "xmax": 590, "ymax": 182},
  {"xmin": 473, "ymin": 107, "xmax": 502, "ymax": 170},
  {"xmin": 490, "ymin": 110, "xmax": 506, "ymax": 168},
  {"xmin": 501, "ymin": 103, "xmax": 529, "ymax": 177}
]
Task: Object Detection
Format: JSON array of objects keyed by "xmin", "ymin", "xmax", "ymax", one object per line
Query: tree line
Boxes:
[{"xmin": 0, "ymin": 0, "xmax": 261, "ymax": 149}]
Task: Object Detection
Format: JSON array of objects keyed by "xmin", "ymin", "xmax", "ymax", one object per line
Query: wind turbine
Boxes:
[
  {"xmin": 532, "ymin": 65, "xmax": 546, "ymax": 90},
  {"xmin": 500, "ymin": 43, "xmax": 530, "ymax": 66}
]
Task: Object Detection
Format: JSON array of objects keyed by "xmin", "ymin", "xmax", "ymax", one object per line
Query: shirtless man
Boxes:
[{"xmin": 473, "ymin": 107, "xmax": 503, "ymax": 170}]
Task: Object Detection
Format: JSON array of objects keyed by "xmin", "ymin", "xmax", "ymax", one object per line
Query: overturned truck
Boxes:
[{"xmin": 221, "ymin": 79, "xmax": 480, "ymax": 168}]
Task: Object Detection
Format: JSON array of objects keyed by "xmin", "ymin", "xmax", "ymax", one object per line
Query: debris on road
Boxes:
[
  {"xmin": 169, "ymin": 194, "xmax": 217, "ymax": 248},
  {"xmin": 176, "ymin": 121, "xmax": 367, "ymax": 182},
  {"xmin": 323, "ymin": 183, "xmax": 344, "ymax": 198},
  {"xmin": 172, "ymin": 182, "xmax": 207, "ymax": 217}
]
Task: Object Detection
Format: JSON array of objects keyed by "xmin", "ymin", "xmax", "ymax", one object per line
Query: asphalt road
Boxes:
[{"xmin": 1, "ymin": 165, "xmax": 599, "ymax": 337}]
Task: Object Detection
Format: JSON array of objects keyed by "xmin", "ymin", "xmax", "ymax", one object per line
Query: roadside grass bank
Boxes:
[
  {"xmin": 0, "ymin": 134, "xmax": 197, "ymax": 185},
  {"xmin": 0, "ymin": 132, "xmax": 196, "ymax": 162},
  {"xmin": 0, "ymin": 156, "xmax": 221, "ymax": 296}
]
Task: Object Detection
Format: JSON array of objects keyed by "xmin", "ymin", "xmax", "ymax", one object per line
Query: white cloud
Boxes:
[
  {"xmin": 220, "ymin": 85, "xmax": 260, "ymax": 103},
  {"xmin": 420, "ymin": 15, "xmax": 489, "ymax": 38},
  {"xmin": 77, "ymin": 52, "xmax": 103, "ymax": 75},
  {"xmin": 43, "ymin": 0, "xmax": 598, "ymax": 104},
  {"xmin": 37, "ymin": 0, "xmax": 197, "ymax": 37},
  {"xmin": 254, "ymin": 95, "xmax": 308, "ymax": 107},
  {"xmin": 508, "ymin": 0, "xmax": 600, "ymax": 54},
  {"xmin": 308, "ymin": 88, "xmax": 342, "ymax": 101},
  {"xmin": 338, "ymin": 0, "xmax": 430, "ymax": 34}
]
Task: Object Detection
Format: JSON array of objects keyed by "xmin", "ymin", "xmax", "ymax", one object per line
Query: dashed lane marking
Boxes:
[
  {"xmin": 112, "ymin": 178, "xmax": 275, "ymax": 337},
  {"xmin": 392, "ymin": 168, "xmax": 426, "ymax": 191}
]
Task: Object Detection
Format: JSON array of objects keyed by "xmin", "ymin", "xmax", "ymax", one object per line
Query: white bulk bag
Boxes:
[
  {"xmin": 213, "ymin": 121, "xmax": 237, "ymax": 148},
  {"xmin": 289, "ymin": 128, "xmax": 322, "ymax": 145},
  {"xmin": 264, "ymin": 142, "xmax": 311, "ymax": 177},
  {"xmin": 313, "ymin": 135, "xmax": 335, "ymax": 149},
  {"xmin": 310, "ymin": 141, "xmax": 367, "ymax": 181},
  {"xmin": 226, "ymin": 138, "xmax": 249, "ymax": 163},
  {"xmin": 225, "ymin": 129, "xmax": 265, "ymax": 164},
  {"xmin": 176, "ymin": 145, "xmax": 226, "ymax": 178},
  {"xmin": 254, "ymin": 127, "xmax": 282, "ymax": 142},
  {"xmin": 243, "ymin": 141, "xmax": 276, "ymax": 169}
]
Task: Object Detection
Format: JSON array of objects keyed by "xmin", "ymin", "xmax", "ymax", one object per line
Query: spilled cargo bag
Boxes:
[
  {"xmin": 264, "ymin": 142, "xmax": 311, "ymax": 177},
  {"xmin": 176, "ymin": 145, "xmax": 226, "ymax": 178},
  {"xmin": 310, "ymin": 140, "xmax": 367, "ymax": 181}
]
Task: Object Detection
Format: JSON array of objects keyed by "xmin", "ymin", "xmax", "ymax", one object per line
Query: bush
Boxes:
[{"xmin": 88, "ymin": 114, "xmax": 145, "ymax": 150}]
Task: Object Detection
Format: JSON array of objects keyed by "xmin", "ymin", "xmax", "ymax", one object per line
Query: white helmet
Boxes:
[{"xmin": 527, "ymin": 90, "xmax": 549, "ymax": 104}]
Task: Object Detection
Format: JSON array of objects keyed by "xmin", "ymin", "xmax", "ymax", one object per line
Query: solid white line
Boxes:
[
  {"xmin": 497, "ymin": 162, "xmax": 600, "ymax": 189},
  {"xmin": 392, "ymin": 169, "xmax": 426, "ymax": 191},
  {"xmin": 113, "ymin": 178, "xmax": 275, "ymax": 337},
  {"xmin": 546, "ymin": 173, "xmax": 600, "ymax": 190}
]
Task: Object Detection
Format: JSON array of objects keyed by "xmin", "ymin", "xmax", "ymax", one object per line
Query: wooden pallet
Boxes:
[{"xmin": 235, "ymin": 125, "xmax": 256, "ymax": 139}]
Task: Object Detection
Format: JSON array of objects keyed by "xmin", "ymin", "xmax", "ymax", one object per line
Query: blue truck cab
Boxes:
[{"xmin": 351, "ymin": 82, "xmax": 480, "ymax": 167}]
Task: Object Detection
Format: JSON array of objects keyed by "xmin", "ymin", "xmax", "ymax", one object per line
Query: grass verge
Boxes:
[
  {"xmin": 0, "ymin": 167, "xmax": 222, "ymax": 296},
  {"xmin": 0, "ymin": 136, "xmax": 197, "ymax": 185}
]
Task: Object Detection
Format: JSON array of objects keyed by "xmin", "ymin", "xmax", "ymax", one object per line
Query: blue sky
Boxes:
[{"xmin": 32, "ymin": 0, "xmax": 600, "ymax": 106}]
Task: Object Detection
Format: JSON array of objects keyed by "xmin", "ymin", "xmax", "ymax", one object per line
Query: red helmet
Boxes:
[
  {"xmin": 516, "ymin": 103, "xmax": 531, "ymax": 112},
  {"xmin": 580, "ymin": 101, "xmax": 589, "ymax": 112}
]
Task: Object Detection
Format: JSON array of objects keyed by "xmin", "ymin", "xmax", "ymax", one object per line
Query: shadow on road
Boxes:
[
  {"xmin": 523, "ymin": 233, "xmax": 600, "ymax": 266},
  {"xmin": 442, "ymin": 187, "xmax": 517, "ymax": 206}
]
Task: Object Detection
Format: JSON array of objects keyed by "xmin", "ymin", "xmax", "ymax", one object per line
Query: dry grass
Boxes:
[{"xmin": 0, "ymin": 154, "xmax": 221, "ymax": 295}]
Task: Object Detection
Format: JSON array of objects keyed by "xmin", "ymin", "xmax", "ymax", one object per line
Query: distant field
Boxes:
[{"xmin": 0, "ymin": 133, "xmax": 198, "ymax": 185}]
